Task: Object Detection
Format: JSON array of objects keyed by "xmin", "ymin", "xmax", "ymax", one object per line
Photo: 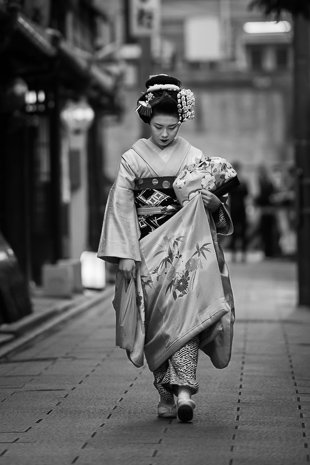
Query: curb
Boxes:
[
  {"xmin": 0, "ymin": 303, "xmax": 72, "ymax": 337},
  {"xmin": 0, "ymin": 286, "xmax": 114, "ymax": 360}
]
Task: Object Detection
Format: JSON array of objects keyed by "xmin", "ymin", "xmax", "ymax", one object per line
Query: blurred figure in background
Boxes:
[
  {"xmin": 229, "ymin": 161, "xmax": 249, "ymax": 263},
  {"xmin": 271, "ymin": 164, "xmax": 296, "ymax": 258},
  {"xmin": 255, "ymin": 164, "xmax": 281, "ymax": 258}
]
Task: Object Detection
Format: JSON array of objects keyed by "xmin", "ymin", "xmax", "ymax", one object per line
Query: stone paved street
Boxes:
[{"xmin": 0, "ymin": 258, "xmax": 309, "ymax": 465}]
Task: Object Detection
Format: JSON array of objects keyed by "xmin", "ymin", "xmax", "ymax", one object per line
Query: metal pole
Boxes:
[
  {"xmin": 50, "ymin": 82, "xmax": 63, "ymax": 263},
  {"xmin": 294, "ymin": 14, "xmax": 310, "ymax": 307},
  {"xmin": 138, "ymin": 36, "xmax": 152, "ymax": 139},
  {"xmin": 22, "ymin": 118, "xmax": 32, "ymax": 284}
]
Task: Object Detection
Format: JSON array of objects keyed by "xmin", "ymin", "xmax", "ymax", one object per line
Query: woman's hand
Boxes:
[
  {"xmin": 201, "ymin": 189, "xmax": 221, "ymax": 212},
  {"xmin": 119, "ymin": 258, "xmax": 136, "ymax": 281}
]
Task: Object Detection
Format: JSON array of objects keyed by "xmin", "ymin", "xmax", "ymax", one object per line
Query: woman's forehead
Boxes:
[{"xmin": 151, "ymin": 114, "xmax": 179, "ymax": 125}]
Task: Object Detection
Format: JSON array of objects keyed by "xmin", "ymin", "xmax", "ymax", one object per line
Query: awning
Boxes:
[
  {"xmin": 0, "ymin": 7, "xmax": 56, "ymax": 59},
  {"xmin": 16, "ymin": 15, "xmax": 56, "ymax": 58},
  {"xmin": 58, "ymin": 41, "xmax": 116, "ymax": 95},
  {"xmin": 0, "ymin": 7, "xmax": 118, "ymax": 97}
]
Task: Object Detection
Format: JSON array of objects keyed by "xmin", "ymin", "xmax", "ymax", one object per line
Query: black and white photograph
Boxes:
[{"xmin": 0, "ymin": 0, "xmax": 309, "ymax": 464}]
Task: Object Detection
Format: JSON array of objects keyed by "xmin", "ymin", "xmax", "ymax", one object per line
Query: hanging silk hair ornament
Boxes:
[
  {"xmin": 136, "ymin": 100, "xmax": 152, "ymax": 118},
  {"xmin": 136, "ymin": 92, "xmax": 154, "ymax": 118}
]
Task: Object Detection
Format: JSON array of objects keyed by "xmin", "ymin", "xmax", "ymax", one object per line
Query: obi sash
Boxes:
[{"xmin": 134, "ymin": 176, "xmax": 181, "ymax": 239}]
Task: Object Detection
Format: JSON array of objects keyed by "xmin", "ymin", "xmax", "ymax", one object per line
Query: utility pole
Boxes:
[
  {"xmin": 138, "ymin": 36, "xmax": 152, "ymax": 138},
  {"xmin": 50, "ymin": 80, "xmax": 63, "ymax": 263},
  {"xmin": 249, "ymin": 0, "xmax": 310, "ymax": 307},
  {"xmin": 294, "ymin": 14, "xmax": 310, "ymax": 307},
  {"xmin": 128, "ymin": 0, "xmax": 160, "ymax": 137}
]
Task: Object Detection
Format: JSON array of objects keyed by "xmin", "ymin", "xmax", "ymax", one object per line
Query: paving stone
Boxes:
[
  {"xmin": 1, "ymin": 444, "xmax": 79, "ymax": 465},
  {"xmin": 149, "ymin": 444, "xmax": 232, "ymax": 465},
  {"xmin": 234, "ymin": 424, "xmax": 304, "ymax": 443},
  {"xmin": 1, "ymin": 391, "xmax": 64, "ymax": 412},
  {"xmin": 0, "ymin": 363, "xmax": 22, "ymax": 376},
  {"xmin": 0, "ymin": 376, "xmax": 34, "ymax": 388},
  {"xmin": 0, "ymin": 432, "xmax": 21, "ymax": 443},
  {"xmin": 71, "ymin": 447, "xmax": 156, "ymax": 465},
  {"xmin": 231, "ymin": 443, "xmax": 307, "ymax": 464},
  {"xmin": 0, "ymin": 411, "xmax": 37, "ymax": 432}
]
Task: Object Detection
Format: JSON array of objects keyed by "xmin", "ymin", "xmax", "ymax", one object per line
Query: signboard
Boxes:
[
  {"xmin": 130, "ymin": 0, "xmax": 160, "ymax": 37},
  {"xmin": 185, "ymin": 16, "xmax": 222, "ymax": 61}
]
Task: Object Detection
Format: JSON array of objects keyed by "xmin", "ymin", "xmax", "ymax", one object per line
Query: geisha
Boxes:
[{"xmin": 98, "ymin": 74, "xmax": 236, "ymax": 423}]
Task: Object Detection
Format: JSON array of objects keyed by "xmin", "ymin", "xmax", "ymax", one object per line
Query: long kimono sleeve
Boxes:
[{"xmin": 97, "ymin": 156, "xmax": 141, "ymax": 263}]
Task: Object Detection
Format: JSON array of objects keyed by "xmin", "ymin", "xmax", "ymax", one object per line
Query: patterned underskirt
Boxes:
[{"xmin": 153, "ymin": 336, "xmax": 200, "ymax": 401}]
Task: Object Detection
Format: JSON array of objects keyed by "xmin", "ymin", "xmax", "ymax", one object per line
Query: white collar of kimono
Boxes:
[{"xmin": 131, "ymin": 136, "xmax": 191, "ymax": 176}]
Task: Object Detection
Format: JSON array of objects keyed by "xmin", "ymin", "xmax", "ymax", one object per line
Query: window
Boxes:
[
  {"xmin": 275, "ymin": 46, "xmax": 289, "ymax": 70},
  {"xmin": 248, "ymin": 46, "xmax": 264, "ymax": 71},
  {"xmin": 246, "ymin": 44, "xmax": 290, "ymax": 72}
]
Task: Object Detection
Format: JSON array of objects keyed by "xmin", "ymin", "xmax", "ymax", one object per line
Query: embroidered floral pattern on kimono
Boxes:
[{"xmin": 142, "ymin": 235, "xmax": 211, "ymax": 300}]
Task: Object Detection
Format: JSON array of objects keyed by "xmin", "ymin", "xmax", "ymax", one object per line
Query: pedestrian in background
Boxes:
[
  {"xmin": 228, "ymin": 161, "xmax": 249, "ymax": 263},
  {"xmin": 255, "ymin": 164, "xmax": 281, "ymax": 258},
  {"xmin": 98, "ymin": 74, "xmax": 236, "ymax": 423},
  {"xmin": 271, "ymin": 164, "xmax": 296, "ymax": 257}
]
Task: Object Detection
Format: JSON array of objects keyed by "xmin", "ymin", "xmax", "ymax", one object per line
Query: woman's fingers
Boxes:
[
  {"xmin": 119, "ymin": 258, "xmax": 136, "ymax": 281},
  {"xmin": 201, "ymin": 189, "xmax": 221, "ymax": 211},
  {"xmin": 122, "ymin": 270, "xmax": 134, "ymax": 282},
  {"xmin": 201, "ymin": 189, "xmax": 213, "ymax": 204},
  {"xmin": 126, "ymin": 268, "xmax": 136, "ymax": 281}
]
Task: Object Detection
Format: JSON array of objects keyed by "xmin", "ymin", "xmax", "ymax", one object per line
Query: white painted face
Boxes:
[{"xmin": 149, "ymin": 114, "xmax": 180, "ymax": 149}]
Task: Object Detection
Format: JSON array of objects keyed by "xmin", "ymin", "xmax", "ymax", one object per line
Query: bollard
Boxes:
[
  {"xmin": 42, "ymin": 263, "xmax": 74, "ymax": 298},
  {"xmin": 58, "ymin": 259, "xmax": 83, "ymax": 293}
]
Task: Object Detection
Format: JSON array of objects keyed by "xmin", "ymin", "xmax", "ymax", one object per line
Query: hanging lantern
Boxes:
[
  {"xmin": 60, "ymin": 98, "xmax": 95, "ymax": 132},
  {"xmin": 1, "ymin": 78, "xmax": 29, "ymax": 112}
]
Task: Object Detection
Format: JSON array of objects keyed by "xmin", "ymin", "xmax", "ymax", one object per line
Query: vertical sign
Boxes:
[{"xmin": 130, "ymin": 0, "xmax": 160, "ymax": 37}]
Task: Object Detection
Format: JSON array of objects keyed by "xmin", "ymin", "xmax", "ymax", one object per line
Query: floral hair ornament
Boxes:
[
  {"xmin": 177, "ymin": 88, "xmax": 195, "ymax": 123},
  {"xmin": 135, "ymin": 92, "xmax": 155, "ymax": 118},
  {"xmin": 135, "ymin": 74, "xmax": 195, "ymax": 123}
]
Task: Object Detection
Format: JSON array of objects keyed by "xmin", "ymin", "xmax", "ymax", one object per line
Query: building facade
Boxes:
[
  {"xmin": 158, "ymin": 0, "xmax": 293, "ymax": 191},
  {"xmin": 0, "ymin": 0, "xmax": 124, "ymax": 284},
  {"xmin": 109, "ymin": 0, "xmax": 293, "ymax": 197}
]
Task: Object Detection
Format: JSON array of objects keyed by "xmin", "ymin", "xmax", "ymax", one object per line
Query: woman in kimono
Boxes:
[{"xmin": 98, "ymin": 74, "xmax": 235, "ymax": 423}]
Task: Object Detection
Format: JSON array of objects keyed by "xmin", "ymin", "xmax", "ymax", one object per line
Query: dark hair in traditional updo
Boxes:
[
  {"xmin": 143, "ymin": 92, "xmax": 179, "ymax": 123},
  {"xmin": 136, "ymin": 74, "xmax": 181, "ymax": 124}
]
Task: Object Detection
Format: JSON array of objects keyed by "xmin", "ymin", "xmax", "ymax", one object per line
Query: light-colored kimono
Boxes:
[{"xmin": 98, "ymin": 136, "xmax": 235, "ymax": 371}]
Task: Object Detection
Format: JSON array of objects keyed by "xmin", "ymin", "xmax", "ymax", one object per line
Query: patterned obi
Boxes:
[{"xmin": 134, "ymin": 176, "xmax": 181, "ymax": 239}]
